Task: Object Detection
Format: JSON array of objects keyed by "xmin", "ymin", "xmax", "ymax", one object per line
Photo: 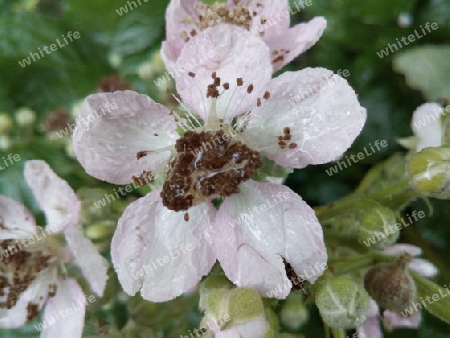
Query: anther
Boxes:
[
  {"xmin": 136, "ymin": 151, "xmax": 149, "ymax": 160},
  {"xmin": 247, "ymin": 84, "xmax": 254, "ymax": 94},
  {"xmin": 188, "ymin": 72, "xmax": 196, "ymax": 78},
  {"xmin": 184, "ymin": 213, "xmax": 189, "ymax": 222},
  {"xmin": 273, "ymin": 55, "xmax": 284, "ymax": 63},
  {"xmin": 263, "ymin": 91, "xmax": 271, "ymax": 100},
  {"xmin": 289, "ymin": 143, "xmax": 297, "ymax": 149},
  {"xmin": 237, "ymin": 78, "xmax": 244, "ymax": 86},
  {"xmin": 223, "ymin": 82, "xmax": 230, "ymax": 90}
]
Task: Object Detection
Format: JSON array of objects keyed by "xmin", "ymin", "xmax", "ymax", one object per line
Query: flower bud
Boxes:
[
  {"xmin": 280, "ymin": 293, "xmax": 309, "ymax": 330},
  {"xmin": 0, "ymin": 113, "xmax": 13, "ymax": 133},
  {"xmin": 357, "ymin": 206, "xmax": 399, "ymax": 250},
  {"xmin": 408, "ymin": 147, "xmax": 450, "ymax": 199},
  {"xmin": 364, "ymin": 254, "xmax": 416, "ymax": 312},
  {"xmin": 199, "ymin": 287, "xmax": 269, "ymax": 337},
  {"xmin": 15, "ymin": 107, "xmax": 36, "ymax": 126},
  {"xmin": 315, "ymin": 276, "xmax": 370, "ymax": 329},
  {"xmin": 0, "ymin": 135, "xmax": 12, "ymax": 150}
]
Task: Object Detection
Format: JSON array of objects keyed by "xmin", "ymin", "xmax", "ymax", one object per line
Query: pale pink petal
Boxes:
[
  {"xmin": 161, "ymin": 41, "xmax": 178, "ymax": 76},
  {"xmin": 72, "ymin": 91, "xmax": 178, "ymax": 185},
  {"xmin": 0, "ymin": 196, "xmax": 36, "ymax": 240},
  {"xmin": 213, "ymin": 181, "xmax": 326, "ymax": 298},
  {"xmin": 408, "ymin": 258, "xmax": 438, "ymax": 277},
  {"xmin": 41, "ymin": 279, "xmax": 86, "ymax": 338},
  {"xmin": 368, "ymin": 298, "xmax": 381, "ymax": 317},
  {"xmin": 356, "ymin": 300, "xmax": 381, "ymax": 338},
  {"xmin": 268, "ymin": 17, "xmax": 327, "ymax": 72},
  {"xmin": 244, "ymin": 0, "xmax": 290, "ymax": 43},
  {"xmin": 174, "ymin": 24, "xmax": 272, "ymax": 122},
  {"xmin": 383, "ymin": 244, "xmax": 422, "ymax": 257},
  {"xmin": 411, "ymin": 103, "xmax": 444, "ymax": 151},
  {"xmin": 242, "ymin": 68, "xmax": 366, "ymax": 169},
  {"xmin": 64, "ymin": 226, "xmax": 109, "ymax": 296},
  {"xmin": 383, "ymin": 309, "xmax": 421, "ymax": 331},
  {"xmin": 357, "ymin": 316, "xmax": 382, "ymax": 338},
  {"xmin": 165, "ymin": 0, "xmax": 201, "ymax": 62},
  {"xmin": 111, "ymin": 190, "xmax": 216, "ymax": 302},
  {"xmin": 24, "ymin": 160, "xmax": 79, "ymax": 233}
]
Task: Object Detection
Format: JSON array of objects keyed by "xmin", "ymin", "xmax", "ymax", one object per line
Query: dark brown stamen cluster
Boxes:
[
  {"xmin": 277, "ymin": 126, "xmax": 297, "ymax": 149},
  {"xmin": 0, "ymin": 238, "xmax": 55, "ymax": 320},
  {"xmin": 180, "ymin": 2, "xmax": 254, "ymax": 41},
  {"xmin": 161, "ymin": 130, "xmax": 262, "ymax": 211}
]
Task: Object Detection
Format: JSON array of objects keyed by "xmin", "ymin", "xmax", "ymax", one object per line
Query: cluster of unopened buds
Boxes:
[{"xmin": 2, "ymin": 1, "xmax": 450, "ymax": 337}]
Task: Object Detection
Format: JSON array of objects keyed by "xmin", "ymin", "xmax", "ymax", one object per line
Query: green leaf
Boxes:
[
  {"xmin": 62, "ymin": 0, "xmax": 130, "ymax": 43},
  {"xmin": 393, "ymin": 45, "xmax": 450, "ymax": 101},
  {"xmin": 0, "ymin": 10, "xmax": 112, "ymax": 111},
  {"xmin": 411, "ymin": 271, "xmax": 450, "ymax": 325},
  {"xmin": 418, "ymin": 0, "xmax": 450, "ymax": 37},
  {"xmin": 110, "ymin": 0, "xmax": 169, "ymax": 74},
  {"xmin": 335, "ymin": 0, "xmax": 416, "ymax": 24}
]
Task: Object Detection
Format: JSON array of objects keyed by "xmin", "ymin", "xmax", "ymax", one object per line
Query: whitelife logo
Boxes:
[{"xmin": 18, "ymin": 31, "xmax": 81, "ymax": 68}]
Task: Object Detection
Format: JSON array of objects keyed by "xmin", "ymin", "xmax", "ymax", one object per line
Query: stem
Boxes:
[{"xmin": 328, "ymin": 253, "xmax": 395, "ymax": 276}]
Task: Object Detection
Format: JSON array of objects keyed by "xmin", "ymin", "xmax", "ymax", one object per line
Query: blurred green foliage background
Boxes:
[{"xmin": 1, "ymin": 0, "xmax": 450, "ymax": 336}]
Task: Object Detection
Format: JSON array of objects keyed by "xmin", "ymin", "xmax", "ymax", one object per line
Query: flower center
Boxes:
[
  {"xmin": 180, "ymin": 2, "xmax": 254, "ymax": 42},
  {"xmin": 161, "ymin": 129, "xmax": 262, "ymax": 211},
  {"xmin": 0, "ymin": 237, "xmax": 57, "ymax": 320}
]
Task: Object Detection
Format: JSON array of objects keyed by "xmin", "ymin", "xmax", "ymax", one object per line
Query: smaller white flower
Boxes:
[
  {"xmin": 400, "ymin": 103, "xmax": 448, "ymax": 152},
  {"xmin": 0, "ymin": 160, "xmax": 108, "ymax": 337}
]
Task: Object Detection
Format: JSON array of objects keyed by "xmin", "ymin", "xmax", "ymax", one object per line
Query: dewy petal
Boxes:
[
  {"xmin": 408, "ymin": 258, "xmax": 438, "ymax": 278},
  {"xmin": 411, "ymin": 103, "xmax": 444, "ymax": 151},
  {"xmin": 244, "ymin": 0, "xmax": 290, "ymax": 42},
  {"xmin": 268, "ymin": 17, "xmax": 327, "ymax": 72},
  {"xmin": 175, "ymin": 24, "xmax": 272, "ymax": 122},
  {"xmin": 383, "ymin": 309, "xmax": 421, "ymax": 330},
  {"xmin": 242, "ymin": 68, "xmax": 366, "ymax": 169},
  {"xmin": 64, "ymin": 226, "xmax": 109, "ymax": 296},
  {"xmin": 213, "ymin": 181, "xmax": 327, "ymax": 298},
  {"xmin": 0, "ymin": 196, "xmax": 36, "ymax": 240},
  {"xmin": 41, "ymin": 279, "xmax": 86, "ymax": 338},
  {"xmin": 24, "ymin": 160, "xmax": 79, "ymax": 233},
  {"xmin": 73, "ymin": 91, "xmax": 178, "ymax": 185},
  {"xmin": 111, "ymin": 189, "xmax": 216, "ymax": 302}
]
